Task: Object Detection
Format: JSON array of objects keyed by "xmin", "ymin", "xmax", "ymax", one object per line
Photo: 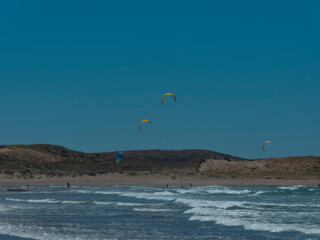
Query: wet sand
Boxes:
[{"xmin": 0, "ymin": 173, "xmax": 319, "ymax": 187}]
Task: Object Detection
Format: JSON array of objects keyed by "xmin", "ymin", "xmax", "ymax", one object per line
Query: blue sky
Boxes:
[{"xmin": 0, "ymin": 0, "xmax": 319, "ymax": 159}]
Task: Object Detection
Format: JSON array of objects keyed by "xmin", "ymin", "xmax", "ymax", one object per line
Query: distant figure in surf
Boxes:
[
  {"xmin": 26, "ymin": 184, "xmax": 29, "ymax": 189},
  {"xmin": 67, "ymin": 182, "xmax": 70, "ymax": 189},
  {"xmin": 181, "ymin": 184, "xmax": 183, "ymax": 188},
  {"xmin": 190, "ymin": 183, "xmax": 192, "ymax": 187},
  {"xmin": 166, "ymin": 184, "xmax": 168, "ymax": 188}
]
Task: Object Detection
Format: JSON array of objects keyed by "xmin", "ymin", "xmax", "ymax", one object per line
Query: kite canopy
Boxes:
[
  {"xmin": 262, "ymin": 141, "xmax": 272, "ymax": 152},
  {"xmin": 139, "ymin": 119, "xmax": 152, "ymax": 132},
  {"xmin": 161, "ymin": 93, "xmax": 176, "ymax": 104},
  {"xmin": 116, "ymin": 152, "xmax": 124, "ymax": 163}
]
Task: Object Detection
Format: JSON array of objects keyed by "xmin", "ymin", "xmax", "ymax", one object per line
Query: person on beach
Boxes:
[{"xmin": 67, "ymin": 182, "xmax": 70, "ymax": 189}]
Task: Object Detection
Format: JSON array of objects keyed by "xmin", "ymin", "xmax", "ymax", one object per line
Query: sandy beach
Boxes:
[{"xmin": 1, "ymin": 173, "xmax": 319, "ymax": 187}]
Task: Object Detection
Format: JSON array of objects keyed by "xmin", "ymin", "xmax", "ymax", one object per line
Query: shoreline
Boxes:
[{"xmin": 1, "ymin": 173, "xmax": 319, "ymax": 187}]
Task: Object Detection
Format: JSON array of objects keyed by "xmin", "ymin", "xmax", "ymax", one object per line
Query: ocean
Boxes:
[{"xmin": 0, "ymin": 185, "xmax": 319, "ymax": 240}]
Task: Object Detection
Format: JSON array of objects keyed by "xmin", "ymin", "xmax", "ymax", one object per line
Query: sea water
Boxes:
[{"xmin": 0, "ymin": 185, "xmax": 319, "ymax": 240}]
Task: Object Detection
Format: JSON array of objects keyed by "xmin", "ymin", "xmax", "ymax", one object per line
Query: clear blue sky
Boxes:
[{"xmin": 0, "ymin": 0, "xmax": 319, "ymax": 159}]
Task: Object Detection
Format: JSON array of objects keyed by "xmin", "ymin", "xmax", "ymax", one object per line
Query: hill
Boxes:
[
  {"xmin": 0, "ymin": 144, "xmax": 242, "ymax": 178},
  {"xmin": 0, "ymin": 144, "xmax": 319, "ymax": 180}
]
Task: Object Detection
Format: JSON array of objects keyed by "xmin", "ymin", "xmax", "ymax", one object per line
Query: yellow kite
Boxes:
[
  {"xmin": 161, "ymin": 93, "xmax": 176, "ymax": 104},
  {"xmin": 139, "ymin": 120, "xmax": 152, "ymax": 132},
  {"xmin": 262, "ymin": 141, "xmax": 272, "ymax": 152}
]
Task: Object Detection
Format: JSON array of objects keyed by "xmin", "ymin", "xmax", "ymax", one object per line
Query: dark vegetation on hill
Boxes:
[
  {"xmin": 0, "ymin": 144, "xmax": 243, "ymax": 178},
  {"xmin": 0, "ymin": 144, "xmax": 319, "ymax": 179}
]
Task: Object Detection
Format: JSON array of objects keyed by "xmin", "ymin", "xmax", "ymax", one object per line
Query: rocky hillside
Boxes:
[
  {"xmin": 0, "ymin": 144, "xmax": 319, "ymax": 180},
  {"xmin": 0, "ymin": 144, "xmax": 243, "ymax": 178},
  {"xmin": 199, "ymin": 157, "xmax": 320, "ymax": 179}
]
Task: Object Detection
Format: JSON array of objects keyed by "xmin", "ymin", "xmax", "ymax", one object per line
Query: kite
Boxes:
[
  {"xmin": 139, "ymin": 120, "xmax": 152, "ymax": 132},
  {"xmin": 161, "ymin": 93, "xmax": 176, "ymax": 104},
  {"xmin": 262, "ymin": 141, "xmax": 272, "ymax": 152},
  {"xmin": 116, "ymin": 152, "xmax": 124, "ymax": 163}
]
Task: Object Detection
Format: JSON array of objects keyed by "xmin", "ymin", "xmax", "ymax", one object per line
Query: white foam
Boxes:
[
  {"xmin": 93, "ymin": 201, "xmax": 115, "ymax": 205},
  {"xmin": 185, "ymin": 207, "xmax": 215, "ymax": 216},
  {"xmin": 177, "ymin": 197, "xmax": 320, "ymax": 211},
  {"xmin": 176, "ymin": 186, "xmax": 260, "ymax": 195},
  {"xmin": 5, "ymin": 198, "xmax": 28, "ymax": 202},
  {"xmin": 61, "ymin": 201, "xmax": 93, "ymax": 205},
  {"xmin": 244, "ymin": 222, "xmax": 320, "ymax": 235},
  {"xmin": 277, "ymin": 185, "xmax": 305, "ymax": 190},
  {"xmin": 189, "ymin": 207, "xmax": 320, "ymax": 235},
  {"xmin": 132, "ymin": 208, "xmax": 175, "ymax": 212},
  {"xmin": 254, "ymin": 191, "xmax": 266, "ymax": 195},
  {"xmin": 0, "ymin": 222, "xmax": 104, "ymax": 240},
  {"xmin": 5, "ymin": 197, "xmax": 167, "ymax": 208},
  {"xmin": 6, "ymin": 198, "xmax": 59, "ymax": 204},
  {"xmin": 248, "ymin": 201, "xmax": 320, "ymax": 210},
  {"xmin": 176, "ymin": 198, "xmax": 247, "ymax": 209},
  {"xmin": 0, "ymin": 205, "xmax": 7, "ymax": 213},
  {"xmin": 153, "ymin": 191, "xmax": 176, "ymax": 196},
  {"xmin": 116, "ymin": 202, "xmax": 146, "ymax": 206},
  {"xmin": 121, "ymin": 192, "xmax": 175, "ymax": 201},
  {"xmin": 71, "ymin": 190, "xmax": 89, "ymax": 194},
  {"xmin": 93, "ymin": 191, "xmax": 123, "ymax": 195},
  {"xmin": 205, "ymin": 189, "xmax": 252, "ymax": 195},
  {"xmin": 175, "ymin": 188, "xmax": 206, "ymax": 194},
  {"xmin": 6, "ymin": 198, "xmax": 97, "ymax": 205},
  {"xmin": 0, "ymin": 204, "xmax": 21, "ymax": 213},
  {"xmin": 27, "ymin": 199, "xmax": 59, "ymax": 203},
  {"xmin": 178, "ymin": 194, "xmax": 320, "ymax": 236},
  {"xmin": 72, "ymin": 190, "xmax": 123, "ymax": 195}
]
